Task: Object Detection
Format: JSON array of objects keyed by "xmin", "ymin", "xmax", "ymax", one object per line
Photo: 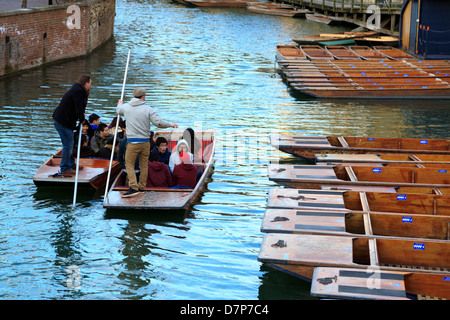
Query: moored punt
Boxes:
[
  {"xmin": 258, "ymin": 233, "xmax": 450, "ymax": 281},
  {"xmin": 263, "ymin": 188, "xmax": 450, "ymax": 240},
  {"xmin": 310, "ymin": 267, "xmax": 450, "ymax": 300},
  {"xmin": 185, "ymin": 0, "xmax": 248, "ymax": 6},
  {"xmin": 349, "ymin": 46, "xmax": 386, "ymax": 60},
  {"xmin": 373, "ymin": 46, "xmax": 416, "ymax": 60},
  {"xmin": 293, "ymin": 31, "xmax": 378, "ymax": 46},
  {"xmin": 266, "ymin": 188, "xmax": 450, "ymax": 215},
  {"xmin": 299, "ymin": 45, "xmax": 334, "ymax": 60},
  {"xmin": 267, "ymin": 164, "xmax": 450, "ymax": 192},
  {"xmin": 275, "ymin": 45, "xmax": 306, "ymax": 61},
  {"xmin": 246, "ymin": 2, "xmax": 308, "ymax": 17},
  {"xmin": 103, "ymin": 130, "xmax": 216, "ymax": 210},
  {"xmin": 354, "ymin": 35, "xmax": 399, "ymax": 47},
  {"xmin": 324, "ymin": 46, "xmax": 361, "ymax": 60},
  {"xmin": 315, "ymin": 153, "xmax": 450, "ymax": 167},
  {"xmin": 270, "ymin": 134, "xmax": 450, "ymax": 162},
  {"xmin": 305, "ymin": 13, "xmax": 336, "ymax": 25},
  {"xmin": 32, "ymin": 149, "xmax": 121, "ymax": 190}
]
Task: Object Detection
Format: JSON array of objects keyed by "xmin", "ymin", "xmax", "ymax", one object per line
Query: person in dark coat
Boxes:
[
  {"xmin": 152, "ymin": 136, "xmax": 171, "ymax": 165},
  {"xmin": 171, "ymin": 152, "xmax": 198, "ymax": 189},
  {"xmin": 52, "ymin": 74, "xmax": 92, "ymax": 175},
  {"xmin": 146, "ymin": 150, "xmax": 172, "ymax": 188}
]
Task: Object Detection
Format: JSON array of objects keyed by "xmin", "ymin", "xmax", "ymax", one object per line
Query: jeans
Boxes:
[{"xmin": 54, "ymin": 120, "xmax": 75, "ymax": 172}]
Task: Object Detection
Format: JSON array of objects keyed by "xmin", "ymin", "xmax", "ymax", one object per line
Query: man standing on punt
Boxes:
[
  {"xmin": 117, "ymin": 87, "xmax": 178, "ymax": 198},
  {"xmin": 52, "ymin": 74, "xmax": 92, "ymax": 176}
]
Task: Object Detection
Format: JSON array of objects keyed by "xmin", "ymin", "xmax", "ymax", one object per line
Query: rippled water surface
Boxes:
[{"xmin": 0, "ymin": 0, "xmax": 449, "ymax": 300}]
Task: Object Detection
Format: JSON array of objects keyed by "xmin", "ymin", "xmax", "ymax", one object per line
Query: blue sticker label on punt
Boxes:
[
  {"xmin": 402, "ymin": 217, "xmax": 413, "ymax": 223},
  {"xmin": 414, "ymin": 243, "xmax": 425, "ymax": 250},
  {"xmin": 444, "ymin": 277, "xmax": 450, "ymax": 281},
  {"xmin": 397, "ymin": 195, "xmax": 407, "ymax": 200},
  {"xmin": 439, "ymin": 170, "xmax": 447, "ymax": 173},
  {"xmin": 393, "ymin": 283, "xmax": 402, "ymax": 288},
  {"xmin": 367, "ymin": 138, "xmax": 375, "ymax": 141},
  {"xmin": 373, "ymin": 168, "xmax": 382, "ymax": 173},
  {"xmin": 420, "ymin": 140, "xmax": 428, "ymax": 144}
]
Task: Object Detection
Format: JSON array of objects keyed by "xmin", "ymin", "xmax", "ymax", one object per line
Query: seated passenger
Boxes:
[
  {"xmin": 182, "ymin": 128, "xmax": 202, "ymax": 162},
  {"xmin": 171, "ymin": 152, "xmax": 197, "ymax": 189},
  {"xmin": 168, "ymin": 139, "xmax": 193, "ymax": 173},
  {"xmin": 90, "ymin": 123, "xmax": 118, "ymax": 158},
  {"xmin": 73, "ymin": 134, "xmax": 95, "ymax": 158},
  {"xmin": 152, "ymin": 136, "xmax": 171, "ymax": 165},
  {"xmin": 147, "ymin": 150, "xmax": 172, "ymax": 188}
]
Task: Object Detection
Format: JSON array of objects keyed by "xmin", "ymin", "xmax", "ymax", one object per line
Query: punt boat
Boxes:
[
  {"xmin": 103, "ymin": 130, "xmax": 216, "ymax": 210},
  {"xmin": 324, "ymin": 46, "xmax": 361, "ymax": 60},
  {"xmin": 185, "ymin": 0, "xmax": 248, "ymax": 6},
  {"xmin": 267, "ymin": 164, "xmax": 450, "ymax": 192},
  {"xmin": 315, "ymin": 153, "xmax": 450, "ymax": 166},
  {"xmin": 246, "ymin": 2, "xmax": 308, "ymax": 17},
  {"xmin": 276, "ymin": 45, "xmax": 306, "ymax": 61},
  {"xmin": 310, "ymin": 267, "xmax": 450, "ymax": 300},
  {"xmin": 299, "ymin": 45, "xmax": 334, "ymax": 60},
  {"xmin": 263, "ymin": 188, "xmax": 450, "ymax": 240},
  {"xmin": 349, "ymin": 46, "xmax": 387, "ymax": 60},
  {"xmin": 293, "ymin": 31, "xmax": 378, "ymax": 46},
  {"xmin": 32, "ymin": 149, "xmax": 121, "ymax": 190},
  {"xmin": 373, "ymin": 46, "xmax": 416, "ymax": 60},
  {"xmin": 305, "ymin": 13, "xmax": 336, "ymax": 25},
  {"xmin": 258, "ymin": 233, "xmax": 450, "ymax": 285},
  {"xmin": 270, "ymin": 134, "xmax": 450, "ymax": 162}
]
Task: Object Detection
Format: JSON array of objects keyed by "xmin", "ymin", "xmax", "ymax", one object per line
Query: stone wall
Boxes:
[{"xmin": 0, "ymin": 0, "xmax": 115, "ymax": 77}]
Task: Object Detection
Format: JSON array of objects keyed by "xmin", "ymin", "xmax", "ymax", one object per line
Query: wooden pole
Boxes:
[{"xmin": 103, "ymin": 49, "xmax": 131, "ymax": 203}]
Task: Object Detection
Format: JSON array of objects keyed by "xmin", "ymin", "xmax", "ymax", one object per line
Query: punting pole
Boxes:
[
  {"xmin": 72, "ymin": 122, "xmax": 83, "ymax": 209},
  {"xmin": 103, "ymin": 49, "xmax": 131, "ymax": 203}
]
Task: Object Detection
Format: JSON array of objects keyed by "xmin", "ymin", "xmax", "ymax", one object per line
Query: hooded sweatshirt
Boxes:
[
  {"xmin": 116, "ymin": 98, "xmax": 172, "ymax": 142},
  {"xmin": 168, "ymin": 139, "xmax": 194, "ymax": 173},
  {"xmin": 172, "ymin": 163, "xmax": 197, "ymax": 189},
  {"xmin": 146, "ymin": 161, "xmax": 172, "ymax": 188}
]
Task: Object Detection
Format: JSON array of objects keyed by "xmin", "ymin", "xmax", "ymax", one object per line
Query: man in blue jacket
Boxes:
[{"xmin": 52, "ymin": 74, "xmax": 92, "ymax": 175}]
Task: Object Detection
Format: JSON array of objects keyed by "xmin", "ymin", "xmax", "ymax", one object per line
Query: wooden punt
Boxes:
[
  {"xmin": 246, "ymin": 2, "xmax": 308, "ymax": 17},
  {"xmin": 293, "ymin": 31, "xmax": 378, "ymax": 46},
  {"xmin": 258, "ymin": 233, "xmax": 450, "ymax": 283},
  {"xmin": 299, "ymin": 45, "xmax": 334, "ymax": 60},
  {"xmin": 349, "ymin": 46, "xmax": 387, "ymax": 60},
  {"xmin": 103, "ymin": 130, "xmax": 215, "ymax": 211},
  {"xmin": 373, "ymin": 46, "xmax": 416, "ymax": 60},
  {"xmin": 315, "ymin": 153, "xmax": 450, "ymax": 166},
  {"xmin": 311, "ymin": 267, "xmax": 450, "ymax": 300},
  {"xmin": 32, "ymin": 149, "xmax": 121, "ymax": 190},
  {"xmin": 354, "ymin": 35, "xmax": 399, "ymax": 47},
  {"xmin": 186, "ymin": 0, "xmax": 248, "ymax": 6},
  {"xmin": 305, "ymin": 13, "xmax": 337, "ymax": 25},
  {"xmin": 262, "ymin": 189, "xmax": 450, "ymax": 240},
  {"xmin": 324, "ymin": 46, "xmax": 361, "ymax": 60},
  {"xmin": 267, "ymin": 164, "xmax": 450, "ymax": 192},
  {"xmin": 266, "ymin": 188, "xmax": 450, "ymax": 216},
  {"xmin": 275, "ymin": 45, "xmax": 306, "ymax": 61},
  {"xmin": 270, "ymin": 134, "xmax": 450, "ymax": 162}
]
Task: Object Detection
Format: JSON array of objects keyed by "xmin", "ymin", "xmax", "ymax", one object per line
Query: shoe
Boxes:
[
  {"xmin": 138, "ymin": 189, "xmax": 146, "ymax": 193},
  {"xmin": 61, "ymin": 169, "xmax": 76, "ymax": 176},
  {"xmin": 121, "ymin": 188, "xmax": 139, "ymax": 198}
]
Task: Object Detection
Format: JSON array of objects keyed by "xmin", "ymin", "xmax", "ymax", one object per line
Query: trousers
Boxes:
[
  {"xmin": 125, "ymin": 141, "xmax": 150, "ymax": 190},
  {"xmin": 54, "ymin": 120, "xmax": 75, "ymax": 172}
]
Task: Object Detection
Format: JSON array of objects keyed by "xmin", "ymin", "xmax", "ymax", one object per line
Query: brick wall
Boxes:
[{"xmin": 0, "ymin": 0, "xmax": 115, "ymax": 77}]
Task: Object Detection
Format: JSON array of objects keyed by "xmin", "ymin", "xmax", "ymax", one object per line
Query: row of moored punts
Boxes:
[
  {"xmin": 276, "ymin": 44, "xmax": 450, "ymax": 99},
  {"xmin": 258, "ymin": 134, "xmax": 450, "ymax": 300}
]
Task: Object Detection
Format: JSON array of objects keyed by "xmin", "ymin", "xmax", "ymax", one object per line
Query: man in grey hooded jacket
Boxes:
[{"xmin": 117, "ymin": 87, "xmax": 178, "ymax": 197}]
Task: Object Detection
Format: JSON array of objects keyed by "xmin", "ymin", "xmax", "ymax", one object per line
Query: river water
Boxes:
[{"xmin": 0, "ymin": 0, "xmax": 449, "ymax": 301}]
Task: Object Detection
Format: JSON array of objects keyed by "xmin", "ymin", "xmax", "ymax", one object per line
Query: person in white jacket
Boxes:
[
  {"xmin": 116, "ymin": 87, "xmax": 178, "ymax": 197},
  {"xmin": 169, "ymin": 139, "xmax": 194, "ymax": 173}
]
